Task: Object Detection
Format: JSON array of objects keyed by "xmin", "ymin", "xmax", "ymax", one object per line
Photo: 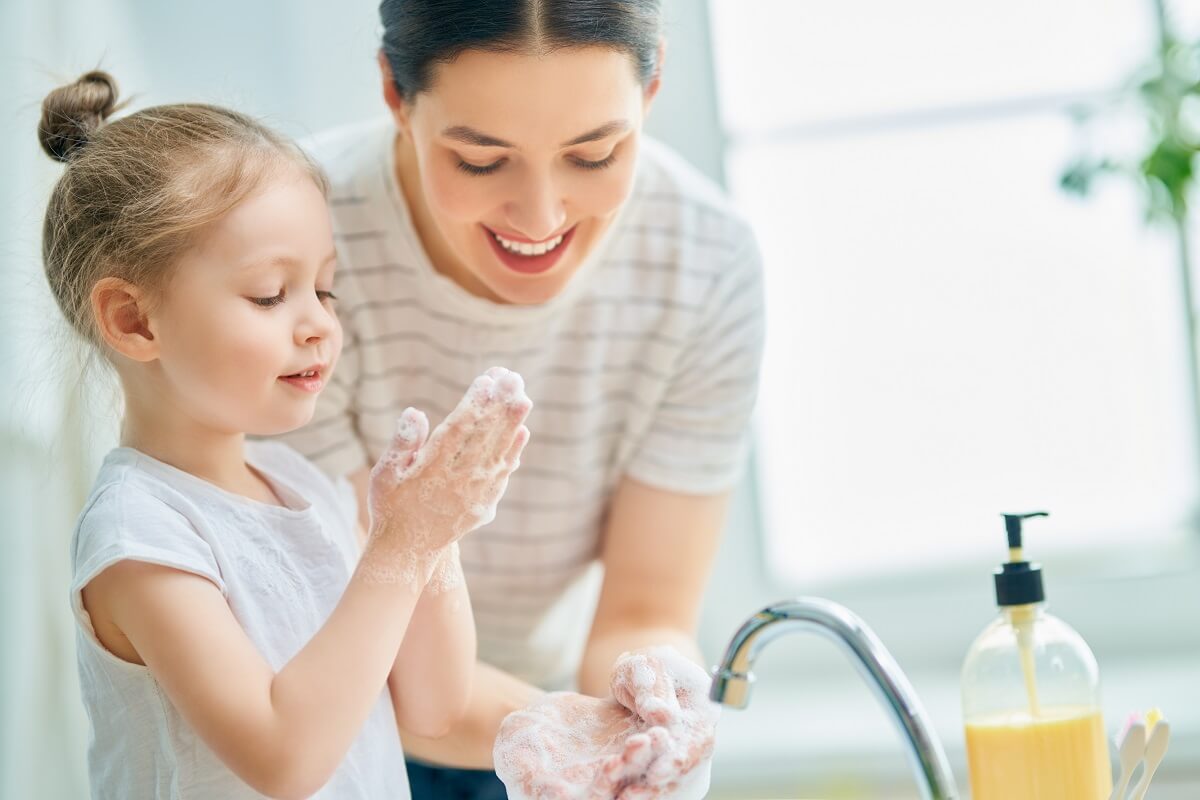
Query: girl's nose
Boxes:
[{"xmin": 295, "ymin": 292, "xmax": 337, "ymax": 345}]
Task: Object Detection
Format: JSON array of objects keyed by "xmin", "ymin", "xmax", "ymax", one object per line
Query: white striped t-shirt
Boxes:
[{"xmin": 274, "ymin": 117, "xmax": 765, "ymax": 689}]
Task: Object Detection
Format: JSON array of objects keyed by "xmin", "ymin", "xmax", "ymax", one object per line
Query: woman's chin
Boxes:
[{"xmin": 474, "ymin": 256, "xmax": 582, "ymax": 306}]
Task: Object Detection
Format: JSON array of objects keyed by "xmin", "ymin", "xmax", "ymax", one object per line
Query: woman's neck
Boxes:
[{"xmin": 119, "ymin": 381, "xmax": 280, "ymax": 505}]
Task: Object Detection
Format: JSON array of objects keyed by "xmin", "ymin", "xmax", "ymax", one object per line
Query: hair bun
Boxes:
[{"xmin": 38, "ymin": 70, "xmax": 120, "ymax": 163}]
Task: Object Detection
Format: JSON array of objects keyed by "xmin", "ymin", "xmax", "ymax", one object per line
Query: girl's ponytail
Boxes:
[{"xmin": 38, "ymin": 70, "xmax": 121, "ymax": 163}]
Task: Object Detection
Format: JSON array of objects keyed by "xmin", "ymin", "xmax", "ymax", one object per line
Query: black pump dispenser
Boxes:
[{"xmin": 993, "ymin": 512, "xmax": 1048, "ymax": 607}]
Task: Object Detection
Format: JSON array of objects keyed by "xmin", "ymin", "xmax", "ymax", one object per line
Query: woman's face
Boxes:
[{"xmin": 387, "ymin": 45, "xmax": 658, "ymax": 305}]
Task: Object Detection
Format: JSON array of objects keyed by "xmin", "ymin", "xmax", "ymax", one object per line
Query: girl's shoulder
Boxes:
[{"xmin": 71, "ymin": 449, "xmax": 227, "ymax": 596}]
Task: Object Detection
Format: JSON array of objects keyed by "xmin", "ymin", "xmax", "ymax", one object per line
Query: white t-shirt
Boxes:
[
  {"xmin": 70, "ymin": 441, "xmax": 409, "ymax": 799},
  {"xmin": 276, "ymin": 118, "xmax": 766, "ymax": 689}
]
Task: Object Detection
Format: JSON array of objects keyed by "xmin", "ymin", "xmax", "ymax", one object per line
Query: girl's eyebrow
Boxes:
[
  {"xmin": 440, "ymin": 119, "xmax": 631, "ymax": 149},
  {"xmin": 240, "ymin": 251, "xmax": 338, "ymax": 271}
]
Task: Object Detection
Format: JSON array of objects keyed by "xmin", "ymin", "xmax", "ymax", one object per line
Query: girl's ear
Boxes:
[
  {"xmin": 378, "ymin": 50, "xmax": 414, "ymax": 138},
  {"xmin": 91, "ymin": 277, "xmax": 159, "ymax": 362}
]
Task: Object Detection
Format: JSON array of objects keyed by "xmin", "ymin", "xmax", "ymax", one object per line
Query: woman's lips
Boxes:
[{"xmin": 483, "ymin": 225, "xmax": 576, "ymax": 275}]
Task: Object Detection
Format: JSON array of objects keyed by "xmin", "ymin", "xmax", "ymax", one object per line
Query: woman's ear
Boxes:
[
  {"xmin": 91, "ymin": 277, "xmax": 159, "ymax": 362},
  {"xmin": 378, "ymin": 50, "xmax": 413, "ymax": 136},
  {"xmin": 644, "ymin": 37, "xmax": 668, "ymax": 113}
]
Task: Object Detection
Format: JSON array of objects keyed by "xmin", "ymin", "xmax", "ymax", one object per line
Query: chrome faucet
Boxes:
[{"xmin": 710, "ymin": 597, "xmax": 960, "ymax": 800}]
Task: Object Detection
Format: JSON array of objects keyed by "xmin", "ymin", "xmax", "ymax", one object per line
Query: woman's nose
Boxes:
[{"xmin": 504, "ymin": 173, "xmax": 567, "ymax": 241}]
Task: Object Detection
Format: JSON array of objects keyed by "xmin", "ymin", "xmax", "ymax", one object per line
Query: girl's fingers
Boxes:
[
  {"xmin": 428, "ymin": 374, "xmax": 496, "ymax": 464},
  {"xmin": 476, "ymin": 370, "xmax": 532, "ymax": 458},
  {"xmin": 371, "ymin": 407, "xmax": 429, "ymax": 481},
  {"xmin": 505, "ymin": 425, "xmax": 531, "ymax": 464}
]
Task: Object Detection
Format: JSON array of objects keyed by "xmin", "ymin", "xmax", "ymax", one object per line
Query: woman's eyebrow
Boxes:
[
  {"xmin": 440, "ymin": 119, "xmax": 631, "ymax": 149},
  {"xmin": 442, "ymin": 126, "xmax": 512, "ymax": 147},
  {"xmin": 561, "ymin": 120, "xmax": 630, "ymax": 147}
]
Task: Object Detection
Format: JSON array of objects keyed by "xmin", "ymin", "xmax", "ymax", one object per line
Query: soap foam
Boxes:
[
  {"xmin": 358, "ymin": 369, "xmax": 530, "ymax": 589},
  {"xmin": 495, "ymin": 647, "xmax": 720, "ymax": 799}
]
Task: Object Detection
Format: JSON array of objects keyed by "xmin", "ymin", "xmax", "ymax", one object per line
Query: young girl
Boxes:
[{"xmin": 40, "ymin": 70, "xmax": 532, "ymax": 799}]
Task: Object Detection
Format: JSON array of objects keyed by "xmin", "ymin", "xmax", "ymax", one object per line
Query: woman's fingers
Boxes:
[{"xmin": 611, "ymin": 652, "xmax": 678, "ymax": 727}]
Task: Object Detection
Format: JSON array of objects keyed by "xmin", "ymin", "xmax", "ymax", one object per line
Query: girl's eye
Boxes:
[
  {"xmin": 250, "ymin": 291, "xmax": 285, "ymax": 308},
  {"xmin": 317, "ymin": 290, "xmax": 338, "ymax": 303},
  {"xmin": 457, "ymin": 159, "xmax": 504, "ymax": 176},
  {"xmin": 571, "ymin": 154, "xmax": 617, "ymax": 171}
]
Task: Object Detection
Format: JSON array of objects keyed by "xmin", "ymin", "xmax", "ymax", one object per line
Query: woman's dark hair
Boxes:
[{"xmin": 380, "ymin": 0, "xmax": 662, "ymax": 100}]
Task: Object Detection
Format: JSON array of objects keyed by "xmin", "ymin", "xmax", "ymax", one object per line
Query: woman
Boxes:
[{"xmin": 278, "ymin": 1, "xmax": 765, "ymax": 796}]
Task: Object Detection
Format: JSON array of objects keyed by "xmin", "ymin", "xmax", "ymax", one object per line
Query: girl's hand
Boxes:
[
  {"xmin": 493, "ymin": 647, "xmax": 719, "ymax": 800},
  {"xmin": 362, "ymin": 367, "xmax": 531, "ymax": 584}
]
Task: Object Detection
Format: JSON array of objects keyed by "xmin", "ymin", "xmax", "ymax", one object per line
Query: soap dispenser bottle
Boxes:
[{"xmin": 961, "ymin": 512, "xmax": 1112, "ymax": 799}]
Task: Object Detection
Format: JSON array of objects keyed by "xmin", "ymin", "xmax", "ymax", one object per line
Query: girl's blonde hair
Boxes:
[{"xmin": 38, "ymin": 70, "xmax": 327, "ymax": 348}]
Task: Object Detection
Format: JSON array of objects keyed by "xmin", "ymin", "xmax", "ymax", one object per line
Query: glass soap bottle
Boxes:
[{"xmin": 961, "ymin": 512, "xmax": 1112, "ymax": 799}]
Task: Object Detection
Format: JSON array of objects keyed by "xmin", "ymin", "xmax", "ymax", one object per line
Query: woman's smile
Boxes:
[{"xmin": 482, "ymin": 223, "xmax": 578, "ymax": 275}]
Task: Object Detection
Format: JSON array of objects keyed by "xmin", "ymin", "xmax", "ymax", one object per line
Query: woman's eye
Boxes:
[
  {"xmin": 250, "ymin": 291, "xmax": 285, "ymax": 308},
  {"xmin": 571, "ymin": 154, "xmax": 617, "ymax": 171},
  {"xmin": 317, "ymin": 290, "xmax": 338, "ymax": 302},
  {"xmin": 457, "ymin": 159, "xmax": 504, "ymax": 176}
]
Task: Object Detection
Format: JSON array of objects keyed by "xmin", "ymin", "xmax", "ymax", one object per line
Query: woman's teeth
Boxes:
[
  {"xmin": 288, "ymin": 370, "xmax": 317, "ymax": 378},
  {"xmin": 492, "ymin": 230, "xmax": 565, "ymax": 256}
]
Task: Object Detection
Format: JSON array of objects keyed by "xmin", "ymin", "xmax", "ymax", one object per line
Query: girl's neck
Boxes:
[{"xmin": 120, "ymin": 394, "xmax": 281, "ymax": 506}]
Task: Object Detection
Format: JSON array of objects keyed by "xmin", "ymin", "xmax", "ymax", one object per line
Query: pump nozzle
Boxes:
[
  {"xmin": 994, "ymin": 512, "xmax": 1049, "ymax": 607},
  {"xmin": 1003, "ymin": 511, "xmax": 1049, "ymax": 551}
]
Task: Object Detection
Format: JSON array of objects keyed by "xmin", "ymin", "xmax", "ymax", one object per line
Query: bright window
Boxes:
[{"xmin": 710, "ymin": 0, "xmax": 1200, "ymax": 586}]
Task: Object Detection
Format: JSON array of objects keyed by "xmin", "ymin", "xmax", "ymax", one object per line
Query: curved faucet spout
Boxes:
[{"xmin": 710, "ymin": 597, "xmax": 960, "ymax": 800}]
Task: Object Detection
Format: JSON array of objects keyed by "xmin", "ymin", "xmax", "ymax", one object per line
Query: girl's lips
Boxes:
[
  {"xmin": 483, "ymin": 225, "xmax": 576, "ymax": 275},
  {"xmin": 278, "ymin": 371, "xmax": 324, "ymax": 393}
]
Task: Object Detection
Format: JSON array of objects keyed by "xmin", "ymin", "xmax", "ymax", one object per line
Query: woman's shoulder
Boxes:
[
  {"xmin": 299, "ymin": 116, "xmax": 395, "ymax": 198},
  {"xmin": 631, "ymin": 137, "xmax": 758, "ymax": 253}
]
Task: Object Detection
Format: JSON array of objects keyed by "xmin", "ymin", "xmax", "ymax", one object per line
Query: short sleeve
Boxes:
[
  {"xmin": 71, "ymin": 484, "xmax": 227, "ymax": 610},
  {"xmin": 265, "ymin": 266, "xmax": 371, "ymax": 480},
  {"xmin": 625, "ymin": 231, "xmax": 767, "ymax": 495}
]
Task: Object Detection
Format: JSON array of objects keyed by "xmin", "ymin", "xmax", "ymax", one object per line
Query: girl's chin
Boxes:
[{"xmin": 249, "ymin": 408, "xmax": 318, "ymax": 438}]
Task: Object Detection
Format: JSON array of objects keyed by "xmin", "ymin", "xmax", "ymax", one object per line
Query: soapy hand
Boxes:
[
  {"xmin": 361, "ymin": 367, "xmax": 531, "ymax": 586},
  {"xmin": 607, "ymin": 647, "xmax": 719, "ymax": 796},
  {"xmin": 494, "ymin": 647, "xmax": 719, "ymax": 799}
]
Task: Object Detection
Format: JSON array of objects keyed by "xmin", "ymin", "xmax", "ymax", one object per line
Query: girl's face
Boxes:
[
  {"xmin": 149, "ymin": 168, "xmax": 342, "ymax": 436},
  {"xmin": 389, "ymin": 45, "xmax": 659, "ymax": 305}
]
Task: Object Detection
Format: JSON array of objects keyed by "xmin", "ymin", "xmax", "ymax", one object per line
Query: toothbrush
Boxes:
[
  {"xmin": 1110, "ymin": 714, "xmax": 1145, "ymax": 800},
  {"xmin": 1130, "ymin": 715, "xmax": 1170, "ymax": 800}
]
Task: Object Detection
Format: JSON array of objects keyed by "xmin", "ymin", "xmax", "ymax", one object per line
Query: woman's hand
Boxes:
[
  {"xmin": 607, "ymin": 647, "xmax": 719, "ymax": 798},
  {"xmin": 495, "ymin": 692, "xmax": 670, "ymax": 800},
  {"xmin": 493, "ymin": 647, "xmax": 719, "ymax": 799},
  {"xmin": 362, "ymin": 367, "xmax": 531, "ymax": 585}
]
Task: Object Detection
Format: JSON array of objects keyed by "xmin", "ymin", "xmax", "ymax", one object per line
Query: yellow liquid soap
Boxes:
[{"xmin": 965, "ymin": 706, "xmax": 1112, "ymax": 800}]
